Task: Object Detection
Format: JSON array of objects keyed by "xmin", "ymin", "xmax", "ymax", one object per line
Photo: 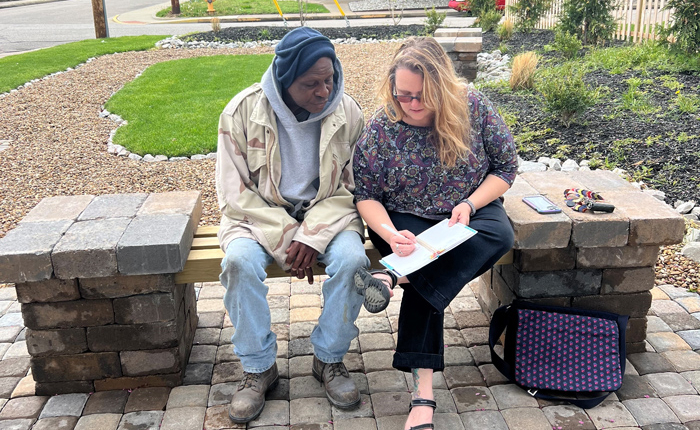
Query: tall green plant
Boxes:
[
  {"xmin": 478, "ymin": 9, "xmax": 504, "ymax": 32},
  {"xmin": 424, "ymin": 7, "xmax": 446, "ymax": 35},
  {"xmin": 553, "ymin": 29, "xmax": 583, "ymax": 59},
  {"xmin": 659, "ymin": 0, "xmax": 700, "ymax": 54},
  {"xmin": 509, "ymin": 0, "xmax": 552, "ymax": 32},
  {"xmin": 537, "ymin": 62, "xmax": 600, "ymax": 127},
  {"xmin": 470, "ymin": 0, "xmax": 496, "ymax": 17},
  {"xmin": 558, "ymin": 0, "xmax": 618, "ymax": 45}
]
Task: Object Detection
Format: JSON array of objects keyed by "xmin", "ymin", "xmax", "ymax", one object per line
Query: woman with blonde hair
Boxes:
[{"xmin": 352, "ymin": 37, "xmax": 517, "ymax": 429}]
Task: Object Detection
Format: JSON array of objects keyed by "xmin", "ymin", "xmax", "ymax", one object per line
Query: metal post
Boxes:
[
  {"xmin": 102, "ymin": 0, "xmax": 109, "ymax": 38},
  {"xmin": 271, "ymin": 0, "xmax": 288, "ymax": 27}
]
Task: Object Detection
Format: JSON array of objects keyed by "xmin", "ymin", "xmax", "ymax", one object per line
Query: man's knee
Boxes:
[
  {"xmin": 221, "ymin": 239, "xmax": 269, "ymax": 274},
  {"xmin": 327, "ymin": 231, "xmax": 365, "ymax": 258}
]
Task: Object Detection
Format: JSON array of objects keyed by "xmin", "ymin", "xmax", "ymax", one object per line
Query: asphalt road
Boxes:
[{"xmin": 0, "ymin": 0, "xmax": 241, "ymax": 55}]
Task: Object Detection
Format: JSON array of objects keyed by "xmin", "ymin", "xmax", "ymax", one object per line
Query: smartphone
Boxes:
[{"xmin": 522, "ymin": 195, "xmax": 562, "ymax": 214}]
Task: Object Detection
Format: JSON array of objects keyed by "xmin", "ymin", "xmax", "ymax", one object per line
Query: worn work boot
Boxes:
[
  {"xmin": 228, "ymin": 363, "xmax": 279, "ymax": 423},
  {"xmin": 312, "ymin": 355, "xmax": 361, "ymax": 410}
]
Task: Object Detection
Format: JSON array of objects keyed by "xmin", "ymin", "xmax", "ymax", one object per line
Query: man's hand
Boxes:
[{"xmin": 285, "ymin": 241, "xmax": 319, "ymax": 284}]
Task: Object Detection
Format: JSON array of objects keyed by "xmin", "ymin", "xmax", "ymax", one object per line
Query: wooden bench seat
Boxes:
[{"xmin": 174, "ymin": 226, "xmax": 514, "ymax": 284}]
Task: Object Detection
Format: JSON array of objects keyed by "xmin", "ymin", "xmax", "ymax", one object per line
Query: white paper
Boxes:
[{"xmin": 380, "ymin": 220, "xmax": 477, "ymax": 277}]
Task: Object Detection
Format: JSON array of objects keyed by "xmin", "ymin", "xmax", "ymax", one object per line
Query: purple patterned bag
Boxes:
[{"xmin": 489, "ymin": 301, "xmax": 628, "ymax": 409}]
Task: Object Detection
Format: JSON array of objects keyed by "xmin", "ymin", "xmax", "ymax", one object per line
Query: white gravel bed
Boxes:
[{"xmin": 349, "ymin": 0, "xmax": 446, "ymax": 12}]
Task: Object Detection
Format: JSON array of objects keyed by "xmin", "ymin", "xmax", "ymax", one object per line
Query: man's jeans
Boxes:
[{"xmin": 220, "ymin": 230, "xmax": 368, "ymax": 373}]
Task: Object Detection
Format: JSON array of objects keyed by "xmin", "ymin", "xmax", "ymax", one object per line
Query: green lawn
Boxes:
[
  {"xmin": 105, "ymin": 54, "xmax": 273, "ymax": 157},
  {"xmin": 0, "ymin": 36, "xmax": 166, "ymax": 94},
  {"xmin": 156, "ymin": 0, "xmax": 328, "ymax": 17}
]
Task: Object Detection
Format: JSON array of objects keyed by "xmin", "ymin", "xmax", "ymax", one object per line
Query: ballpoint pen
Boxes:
[{"xmin": 380, "ymin": 224, "xmax": 436, "ymax": 255}]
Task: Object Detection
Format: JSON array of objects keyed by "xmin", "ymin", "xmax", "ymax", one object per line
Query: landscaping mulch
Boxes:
[
  {"xmin": 1, "ymin": 27, "xmax": 698, "ymax": 290},
  {"xmin": 185, "ymin": 24, "xmax": 429, "ymax": 43},
  {"xmin": 481, "ymin": 30, "xmax": 700, "ymax": 207}
]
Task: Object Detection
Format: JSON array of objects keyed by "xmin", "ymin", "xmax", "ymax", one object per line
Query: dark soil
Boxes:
[
  {"xmin": 481, "ymin": 30, "xmax": 700, "ymax": 206},
  {"xmin": 184, "ymin": 24, "xmax": 428, "ymax": 43},
  {"xmin": 186, "ymin": 26, "xmax": 700, "ymax": 205}
]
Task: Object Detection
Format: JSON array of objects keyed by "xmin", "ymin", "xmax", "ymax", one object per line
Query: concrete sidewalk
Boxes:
[{"xmin": 2, "ymin": 276, "xmax": 700, "ymax": 429}]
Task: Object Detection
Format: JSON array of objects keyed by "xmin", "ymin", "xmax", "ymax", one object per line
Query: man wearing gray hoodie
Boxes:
[{"xmin": 215, "ymin": 27, "xmax": 369, "ymax": 423}]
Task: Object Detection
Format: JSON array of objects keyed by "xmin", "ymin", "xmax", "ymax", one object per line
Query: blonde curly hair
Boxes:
[{"xmin": 378, "ymin": 37, "xmax": 471, "ymax": 167}]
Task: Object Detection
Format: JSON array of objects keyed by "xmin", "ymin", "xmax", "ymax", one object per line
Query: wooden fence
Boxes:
[{"xmin": 503, "ymin": 0, "xmax": 674, "ymax": 43}]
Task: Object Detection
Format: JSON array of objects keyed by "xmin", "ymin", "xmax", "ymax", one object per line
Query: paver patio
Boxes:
[{"xmin": 2, "ymin": 276, "xmax": 700, "ymax": 429}]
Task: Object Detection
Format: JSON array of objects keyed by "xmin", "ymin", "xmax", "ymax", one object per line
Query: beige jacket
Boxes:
[{"xmin": 216, "ymin": 83, "xmax": 365, "ymax": 270}]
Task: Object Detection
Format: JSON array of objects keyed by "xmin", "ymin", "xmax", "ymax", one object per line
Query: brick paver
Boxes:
[{"xmin": 5, "ymin": 279, "xmax": 700, "ymax": 429}]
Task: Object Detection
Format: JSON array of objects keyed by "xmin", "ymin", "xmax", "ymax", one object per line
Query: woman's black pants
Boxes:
[{"xmin": 367, "ymin": 199, "xmax": 514, "ymax": 372}]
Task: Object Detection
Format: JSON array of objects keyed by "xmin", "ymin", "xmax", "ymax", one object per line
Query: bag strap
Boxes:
[
  {"xmin": 488, "ymin": 303, "xmax": 620, "ymax": 409},
  {"xmin": 489, "ymin": 305, "xmax": 514, "ymax": 380}
]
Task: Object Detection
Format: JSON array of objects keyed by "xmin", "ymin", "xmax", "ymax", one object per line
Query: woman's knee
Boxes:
[{"xmin": 496, "ymin": 223, "xmax": 515, "ymax": 251}]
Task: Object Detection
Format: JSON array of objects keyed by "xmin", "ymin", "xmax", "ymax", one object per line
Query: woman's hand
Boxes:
[
  {"xmin": 389, "ymin": 230, "xmax": 417, "ymax": 257},
  {"xmin": 449, "ymin": 202, "xmax": 472, "ymax": 226}
]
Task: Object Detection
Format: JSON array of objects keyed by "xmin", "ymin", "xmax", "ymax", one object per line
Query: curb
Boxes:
[{"xmin": 0, "ymin": 0, "xmax": 65, "ymax": 8}]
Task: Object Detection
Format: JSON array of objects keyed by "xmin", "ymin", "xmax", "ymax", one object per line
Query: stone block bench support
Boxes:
[
  {"xmin": 474, "ymin": 170, "xmax": 685, "ymax": 354},
  {"xmin": 435, "ymin": 27, "xmax": 482, "ymax": 82},
  {"xmin": 0, "ymin": 191, "xmax": 203, "ymax": 395}
]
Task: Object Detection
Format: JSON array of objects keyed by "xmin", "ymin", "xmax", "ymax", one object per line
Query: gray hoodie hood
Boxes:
[{"xmin": 260, "ymin": 57, "xmax": 345, "ymax": 217}]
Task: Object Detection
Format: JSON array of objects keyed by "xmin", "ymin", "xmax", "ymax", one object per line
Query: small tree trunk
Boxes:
[
  {"xmin": 171, "ymin": 0, "xmax": 181, "ymax": 15},
  {"xmin": 298, "ymin": 0, "xmax": 306, "ymax": 26}
]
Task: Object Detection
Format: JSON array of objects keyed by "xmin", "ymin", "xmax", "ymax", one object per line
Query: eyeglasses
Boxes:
[{"xmin": 393, "ymin": 94, "xmax": 421, "ymax": 103}]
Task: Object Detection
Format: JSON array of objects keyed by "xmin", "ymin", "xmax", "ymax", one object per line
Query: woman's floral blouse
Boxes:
[{"xmin": 353, "ymin": 88, "xmax": 518, "ymax": 219}]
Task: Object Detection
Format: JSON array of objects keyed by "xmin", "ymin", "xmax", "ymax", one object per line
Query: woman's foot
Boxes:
[
  {"xmin": 353, "ymin": 267, "xmax": 397, "ymax": 313},
  {"xmin": 405, "ymin": 398, "xmax": 435, "ymax": 430}
]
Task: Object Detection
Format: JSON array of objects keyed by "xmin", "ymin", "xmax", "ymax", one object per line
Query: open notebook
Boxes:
[{"xmin": 379, "ymin": 219, "xmax": 478, "ymax": 277}]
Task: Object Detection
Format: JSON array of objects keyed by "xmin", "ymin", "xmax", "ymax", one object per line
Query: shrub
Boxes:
[
  {"xmin": 509, "ymin": 0, "xmax": 552, "ymax": 32},
  {"xmin": 510, "ymin": 51, "xmax": 539, "ymax": 91},
  {"xmin": 659, "ymin": 0, "xmax": 700, "ymax": 54},
  {"xmin": 497, "ymin": 18, "xmax": 514, "ymax": 41},
  {"xmin": 558, "ymin": 0, "xmax": 617, "ymax": 45},
  {"xmin": 478, "ymin": 9, "xmax": 503, "ymax": 32},
  {"xmin": 675, "ymin": 92, "xmax": 700, "ymax": 114},
  {"xmin": 536, "ymin": 62, "xmax": 599, "ymax": 127},
  {"xmin": 621, "ymin": 77, "xmax": 656, "ymax": 115},
  {"xmin": 470, "ymin": 0, "xmax": 496, "ymax": 17},
  {"xmin": 498, "ymin": 42, "xmax": 509, "ymax": 54},
  {"xmin": 424, "ymin": 6, "xmax": 446, "ymax": 35},
  {"xmin": 553, "ymin": 29, "xmax": 582, "ymax": 59}
]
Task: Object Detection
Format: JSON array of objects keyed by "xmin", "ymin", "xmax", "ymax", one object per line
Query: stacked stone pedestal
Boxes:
[
  {"xmin": 435, "ymin": 27, "xmax": 482, "ymax": 82},
  {"xmin": 0, "ymin": 191, "xmax": 202, "ymax": 395},
  {"xmin": 474, "ymin": 170, "xmax": 686, "ymax": 354}
]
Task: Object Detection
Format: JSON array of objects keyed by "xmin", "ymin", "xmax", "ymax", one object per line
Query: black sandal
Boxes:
[
  {"xmin": 407, "ymin": 398, "xmax": 436, "ymax": 430},
  {"xmin": 353, "ymin": 267, "xmax": 398, "ymax": 313}
]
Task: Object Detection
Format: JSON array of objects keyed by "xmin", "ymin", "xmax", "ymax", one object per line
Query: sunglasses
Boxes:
[{"xmin": 393, "ymin": 94, "xmax": 421, "ymax": 103}]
